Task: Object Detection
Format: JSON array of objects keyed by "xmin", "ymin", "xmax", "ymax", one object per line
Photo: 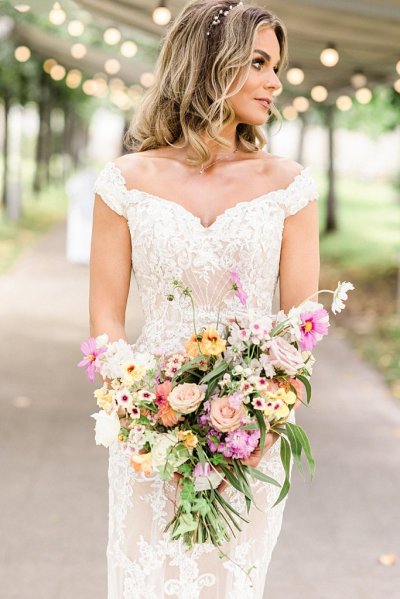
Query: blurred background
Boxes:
[{"xmin": 0, "ymin": 1, "xmax": 399, "ymax": 598}]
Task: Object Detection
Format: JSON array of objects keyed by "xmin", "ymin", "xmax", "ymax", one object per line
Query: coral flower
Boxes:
[
  {"xmin": 130, "ymin": 452, "xmax": 153, "ymax": 476},
  {"xmin": 77, "ymin": 337, "xmax": 106, "ymax": 383},
  {"xmin": 299, "ymin": 308, "xmax": 329, "ymax": 351},
  {"xmin": 199, "ymin": 327, "xmax": 226, "ymax": 356},
  {"xmin": 155, "ymin": 381, "xmax": 179, "ymax": 427}
]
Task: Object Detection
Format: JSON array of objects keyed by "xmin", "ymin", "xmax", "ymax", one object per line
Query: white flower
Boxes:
[
  {"xmin": 114, "ymin": 388, "xmax": 134, "ymax": 411},
  {"xmin": 95, "ymin": 333, "xmax": 109, "ymax": 349},
  {"xmin": 91, "ymin": 410, "xmax": 120, "ymax": 448},
  {"xmin": 99, "ymin": 339, "xmax": 135, "ymax": 380},
  {"xmin": 258, "ymin": 354, "xmax": 275, "ymax": 377},
  {"xmin": 332, "ymin": 281, "xmax": 354, "ymax": 314},
  {"xmin": 151, "ymin": 432, "xmax": 189, "ymax": 472}
]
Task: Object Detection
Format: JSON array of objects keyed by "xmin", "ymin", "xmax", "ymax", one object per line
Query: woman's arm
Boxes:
[
  {"xmin": 279, "ymin": 196, "xmax": 320, "ymax": 314},
  {"xmin": 89, "ymin": 193, "xmax": 132, "ymax": 342}
]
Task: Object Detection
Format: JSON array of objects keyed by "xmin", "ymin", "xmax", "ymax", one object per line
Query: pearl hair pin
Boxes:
[{"xmin": 206, "ymin": 1, "xmax": 244, "ymax": 36}]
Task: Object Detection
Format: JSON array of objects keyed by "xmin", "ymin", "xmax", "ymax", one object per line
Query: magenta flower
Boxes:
[
  {"xmin": 230, "ymin": 267, "xmax": 248, "ymax": 306},
  {"xmin": 77, "ymin": 337, "xmax": 107, "ymax": 383},
  {"xmin": 299, "ymin": 308, "xmax": 329, "ymax": 351}
]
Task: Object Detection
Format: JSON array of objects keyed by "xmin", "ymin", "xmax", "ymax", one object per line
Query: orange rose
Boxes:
[{"xmin": 199, "ymin": 327, "xmax": 226, "ymax": 356}]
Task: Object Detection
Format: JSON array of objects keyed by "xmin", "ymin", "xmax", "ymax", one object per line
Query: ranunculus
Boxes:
[
  {"xmin": 209, "ymin": 395, "xmax": 244, "ymax": 433},
  {"xmin": 199, "ymin": 327, "xmax": 226, "ymax": 356},
  {"xmin": 268, "ymin": 337, "xmax": 304, "ymax": 375},
  {"xmin": 91, "ymin": 410, "xmax": 120, "ymax": 447},
  {"xmin": 168, "ymin": 383, "xmax": 207, "ymax": 414}
]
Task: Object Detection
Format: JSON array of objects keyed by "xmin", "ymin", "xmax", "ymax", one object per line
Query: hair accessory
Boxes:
[{"xmin": 206, "ymin": 1, "xmax": 244, "ymax": 36}]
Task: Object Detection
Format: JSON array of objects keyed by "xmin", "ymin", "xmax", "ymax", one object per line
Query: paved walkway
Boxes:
[{"xmin": 0, "ymin": 223, "xmax": 399, "ymax": 598}]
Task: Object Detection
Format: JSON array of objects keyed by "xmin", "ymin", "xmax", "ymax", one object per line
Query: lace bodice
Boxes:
[{"xmin": 94, "ymin": 160, "xmax": 319, "ymax": 355}]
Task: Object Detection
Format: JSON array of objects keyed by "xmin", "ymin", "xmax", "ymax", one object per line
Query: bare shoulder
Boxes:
[
  {"xmin": 112, "ymin": 152, "xmax": 149, "ymax": 188},
  {"xmin": 259, "ymin": 152, "xmax": 305, "ymax": 187}
]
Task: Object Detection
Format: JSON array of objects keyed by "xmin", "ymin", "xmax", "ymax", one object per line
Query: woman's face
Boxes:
[{"xmin": 228, "ymin": 27, "xmax": 282, "ymax": 126}]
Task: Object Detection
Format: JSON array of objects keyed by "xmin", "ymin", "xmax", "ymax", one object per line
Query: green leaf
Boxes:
[
  {"xmin": 245, "ymin": 465, "xmax": 281, "ymax": 487},
  {"xmin": 254, "ymin": 409, "xmax": 266, "ymax": 455},
  {"xmin": 290, "ymin": 423, "xmax": 316, "ymax": 481},
  {"xmin": 295, "ymin": 374, "xmax": 312, "ymax": 404},
  {"xmin": 285, "ymin": 422, "xmax": 304, "ymax": 478},
  {"xmin": 199, "ymin": 360, "xmax": 229, "ymax": 384},
  {"xmin": 172, "ymin": 354, "xmax": 207, "ymax": 382},
  {"xmin": 171, "ymin": 513, "xmax": 198, "ymax": 538},
  {"xmin": 272, "ymin": 436, "xmax": 291, "ymax": 507}
]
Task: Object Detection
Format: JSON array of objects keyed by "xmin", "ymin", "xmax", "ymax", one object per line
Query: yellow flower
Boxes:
[
  {"xmin": 199, "ymin": 327, "xmax": 226, "ymax": 356},
  {"xmin": 185, "ymin": 333, "xmax": 201, "ymax": 358},
  {"xmin": 178, "ymin": 430, "xmax": 198, "ymax": 449},
  {"xmin": 122, "ymin": 362, "xmax": 146, "ymax": 383},
  {"xmin": 264, "ymin": 395, "xmax": 290, "ymax": 420},
  {"xmin": 94, "ymin": 385, "xmax": 113, "ymax": 410}
]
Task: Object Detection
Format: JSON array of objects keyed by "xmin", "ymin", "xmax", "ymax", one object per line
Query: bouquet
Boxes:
[{"xmin": 78, "ymin": 271, "xmax": 354, "ymax": 550}]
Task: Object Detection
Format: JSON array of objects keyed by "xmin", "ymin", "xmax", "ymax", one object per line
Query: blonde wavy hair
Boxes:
[{"xmin": 124, "ymin": 0, "xmax": 288, "ymax": 167}]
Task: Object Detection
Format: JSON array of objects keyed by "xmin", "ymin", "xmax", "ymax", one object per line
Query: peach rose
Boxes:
[
  {"xmin": 199, "ymin": 327, "xmax": 226, "ymax": 357},
  {"xmin": 268, "ymin": 337, "xmax": 304, "ymax": 375},
  {"xmin": 168, "ymin": 383, "xmax": 207, "ymax": 414},
  {"xmin": 209, "ymin": 395, "xmax": 244, "ymax": 433}
]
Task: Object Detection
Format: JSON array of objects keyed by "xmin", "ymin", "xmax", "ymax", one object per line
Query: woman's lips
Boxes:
[{"xmin": 255, "ymin": 99, "xmax": 271, "ymax": 109}]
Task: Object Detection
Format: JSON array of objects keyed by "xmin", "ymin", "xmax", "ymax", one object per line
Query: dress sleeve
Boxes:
[
  {"xmin": 283, "ymin": 167, "xmax": 319, "ymax": 218},
  {"xmin": 93, "ymin": 161, "xmax": 128, "ymax": 219}
]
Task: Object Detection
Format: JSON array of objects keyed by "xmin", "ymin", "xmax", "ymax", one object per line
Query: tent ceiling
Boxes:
[{"xmin": 8, "ymin": 0, "xmax": 400, "ymax": 102}]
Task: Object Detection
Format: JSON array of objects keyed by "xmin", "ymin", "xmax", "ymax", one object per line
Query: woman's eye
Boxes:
[
  {"xmin": 252, "ymin": 59, "xmax": 264, "ymax": 70},
  {"xmin": 252, "ymin": 59, "xmax": 279, "ymax": 75}
]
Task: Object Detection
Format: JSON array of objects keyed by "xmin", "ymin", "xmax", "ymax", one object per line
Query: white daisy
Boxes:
[{"xmin": 332, "ymin": 281, "xmax": 354, "ymax": 314}]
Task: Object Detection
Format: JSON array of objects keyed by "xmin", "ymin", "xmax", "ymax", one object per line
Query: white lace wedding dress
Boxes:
[{"xmin": 93, "ymin": 160, "xmax": 319, "ymax": 599}]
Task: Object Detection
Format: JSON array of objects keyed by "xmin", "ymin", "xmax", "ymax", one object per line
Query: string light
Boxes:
[
  {"xmin": 120, "ymin": 41, "xmax": 138, "ymax": 58},
  {"xmin": 67, "ymin": 20, "xmax": 85, "ymax": 37},
  {"xmin": 286, "ymin": 67, "xmax": 304, "ymax": 85},
  {"xmin": 310, "ymin": 85, "xmax": 328, "ymax": 102},
  {"xmin": 152, "ymin": 1, "xmax": 171, "ymax": 26},
  {"xmin": 104, "ymin": 28, "xmax": 121, "ymax": 45},
  {"xmin": 394, "ymin": 79, "xmax": 400, "ymax": 93},
  {"xmin": 292, "ymin": 96, "xmax": 309, "ymax": 112},
  {"xmin": 140, "ymin": 72, "xmax": 155, "ymax": 87},
  {"xmin": 320, "ymin": 43, "xmax": 339, "ymax": 67},
  {"xmin": 282, "ymin": 105, "xmax": 298, "ymax": 120},
  {"xmin": 351, "ymin": 70, "xmax": 367, "ymax": 89},
  {"xmin": 49, "ymin": 2, "xmax": 66, "ymax": 25},
  {"xmin": 336, "ymin": 95, "xmax": 352, "ymax": 111},
  {"xmin": 71, "ymin": 43, "xmax": 87, "ymax": 59},
  {"xmin": 43, "ymin": 58, "xmax": 57, "ymax": 73},
  {"xmin": 65, "ymin": 69, "xmax": 82, "ymax": 88},
  {"xmin": 355, "ymin": 87, "xmax": 372, "ymax": 104},
  {"xmin": 104, "ymin": 59, "xmax": 121, "ymax": 75},
  {"xmin": 14, "ymin": 45, "xmax": 31, "ymax": 62},
  {"xmin": 50, "ymin": 64, "xmax": 66, "ymax": 80}
]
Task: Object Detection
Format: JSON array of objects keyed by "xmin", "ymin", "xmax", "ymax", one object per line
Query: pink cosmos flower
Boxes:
[
  {"xmin": 78, "ymin": 337, "xmax": 106, "ymax": 383},
  {"xmin": 299, "ymin": 308, "xmax": 329, "ymax": 351},
  {"xmin": 230, "ymin": 267, "xmax": 248, "ymax": 306}
]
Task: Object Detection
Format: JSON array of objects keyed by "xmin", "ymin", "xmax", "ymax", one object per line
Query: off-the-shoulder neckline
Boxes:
[{"xmin": 106, "ymin": 160, "xmax": 311, "ymax": 230}]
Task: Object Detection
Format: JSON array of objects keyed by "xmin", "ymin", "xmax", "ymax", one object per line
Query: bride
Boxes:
[{"xmin": 89, "ymin": 1, "xmax": 320, "ymax": 597}]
